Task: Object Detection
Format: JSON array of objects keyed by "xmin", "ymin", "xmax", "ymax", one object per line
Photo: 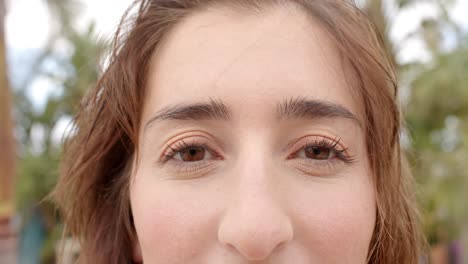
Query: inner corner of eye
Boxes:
[{"xmin": 286, "ymin": 152, "xmax": 297, "ymax": 159}]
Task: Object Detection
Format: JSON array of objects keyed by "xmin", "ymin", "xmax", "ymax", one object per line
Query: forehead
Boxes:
[{"xmin": 144, "ymin": 4, "xmax": 363, "ymax": 123}]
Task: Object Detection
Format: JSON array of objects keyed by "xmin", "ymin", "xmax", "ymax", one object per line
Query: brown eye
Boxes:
[
  {"xmin": 304, "ymin": 146, "xmax": 335, "ymax": 160},
  {"xmin": 176, "ymin": 146, "xmax": 211, "ymax": 162}
]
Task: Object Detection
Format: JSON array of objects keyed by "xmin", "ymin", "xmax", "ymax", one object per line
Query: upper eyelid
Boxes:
[
  {"xmin": 163, "ymin": 130, "xmax": 220, "ymax": 144},
  {"xmin": 286, "ymin": 136, "xmax": 348, "ymax": 154},
  {"xmin": 162, "ymin": 135, "xmax": 349, "ymax": 161},
  {"xmin": 162, "ymin": 137, "xmax": 220, "ymax": 158}
]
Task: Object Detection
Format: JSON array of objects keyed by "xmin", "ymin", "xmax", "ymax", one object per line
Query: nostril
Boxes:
[
  {"xmin": 219, "ymin": 225, "xmax": 293, "ymax": 261},
  {"xmin": 275, "ymin": 240, "xmax": 288, "ymax": 252},
  {"xmin": 237, "ymin": 242, "xmax": 274, "ymax": 261}
]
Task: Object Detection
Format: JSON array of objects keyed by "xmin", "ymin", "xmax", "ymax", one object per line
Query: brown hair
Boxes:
[{"xmin": 52, "ymin": 0, "xmax": 425, "ymax": 263}]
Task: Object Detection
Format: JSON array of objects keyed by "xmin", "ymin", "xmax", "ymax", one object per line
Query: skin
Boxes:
[{"xmin": 130, "ymin": 4, "xmax": 376, "ymax": 264}]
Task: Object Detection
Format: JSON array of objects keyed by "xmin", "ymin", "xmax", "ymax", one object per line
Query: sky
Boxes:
[
  {"xmin": 4, "ymin": 0, "xmax": 468, "ymax": 146},
  {"xmin": 5, "ymin": 0, "xmax": 468, "ymax": 101},
  {"xmin": 5, "ymin": 0, "xmax": 132, "ymax": 101},
  {"xmin": 5, "ymin": 0, "xmax": 134, "ymax": 147}
]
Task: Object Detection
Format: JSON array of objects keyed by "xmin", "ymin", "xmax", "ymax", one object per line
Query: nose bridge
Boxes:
[{"xmin": 217, "ymin": 135, "xmax": 293, "ymax": 260}]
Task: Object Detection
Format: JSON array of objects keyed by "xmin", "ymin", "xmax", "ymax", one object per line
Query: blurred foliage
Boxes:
[
  {"xmin": 5, "ymin": 0, "xmax": 468, "ymax": 262},
  {"xmin": 406, "ymin": 44, "xmax": 468, "ymax": 244},
  {"xmin": 12, "ymin": 0, "xmax": 108, "ymax": 261},
  {"xmin": 15, "ymin": 10, "xmax": 107, "ymax": 206},
  {"xmin": 16, "ymin": 151, "xmax": 59, "ymax": 211},
  {"xmin": 363, "ymin": 0, "xmax": 468, "ymax": 247}
]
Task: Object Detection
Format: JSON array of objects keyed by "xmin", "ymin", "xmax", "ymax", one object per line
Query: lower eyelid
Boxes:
[
  {"xmin": 292, "ymin": 156, "xmax": 344, "ymax": 171},
  {"xmin": 166, "ymin": 159, "xmax": 216, "ymax": 173},
  {"xmin": 296, "ymin": 157, "xmax": 339, "ymax": 165},
  {"xmin": 294, "ymin": 162, "xmax": 338, "ymax": 177}
]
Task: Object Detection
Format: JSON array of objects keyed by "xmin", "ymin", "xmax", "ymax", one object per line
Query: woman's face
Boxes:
[{"xmin": 130, "ymin": 5, "xmax": 376, "ymax": 263}]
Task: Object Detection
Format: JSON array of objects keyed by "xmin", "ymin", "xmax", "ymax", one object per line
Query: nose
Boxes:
[{"xmin": 217, "ymin": 158, "xmax": 293, "ymax": 261}]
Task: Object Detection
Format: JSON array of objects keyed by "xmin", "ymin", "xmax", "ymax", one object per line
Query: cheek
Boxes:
[
  {"xmin": 291, "ymin": 176, "xmax": 376, "ymax": 261},
  {"xmin": 130, "ymin": 173, "xmax": 220, "ymax": 262}
]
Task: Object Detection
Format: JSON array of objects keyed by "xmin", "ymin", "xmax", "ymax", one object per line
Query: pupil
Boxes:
[
  {"xmin": 313, "ymin": 147, "xmax": 321, "ymax": 155},
  {"xmin": 181, "ymin": 147, "xmax": 205, "ymax": 161},
  {"xmin": 306, "ymin": 146, "xmax": 330, "ymax": 160},
  {"xmin": 189, "ymin": 149, "xmax": 197, "ymax": 155}
]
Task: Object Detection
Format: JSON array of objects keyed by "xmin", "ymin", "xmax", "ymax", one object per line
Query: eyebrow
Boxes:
[
  {"xmin": 144, "ymin": 97, "xmax": 231, "ymax": 130},
  {"xmin": 144, "ymin": 96, "xmax": 361, "ymax": 131},
  {"xmin": 276, "ymin": 96, "xmax": 361, "ymax": 126}
]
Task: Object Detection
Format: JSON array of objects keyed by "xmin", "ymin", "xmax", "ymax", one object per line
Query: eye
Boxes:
[
  {"xmin": 159, "ymin": 138, "xmax": 220, "ymax": 165},
  {"xmin": 157, "ymin": 138, "xmax": 222, "ymax": 176},
  {"xmin": 298, "ymin": 146, "xmax": 336, "ymax": 160},
  {"xmin": 173, "ymin": 145, "xmax": 214, "ymax": 162},
  {"xmin": 288, "ymin": 136, "xmax": 355, "ymax": 164}
]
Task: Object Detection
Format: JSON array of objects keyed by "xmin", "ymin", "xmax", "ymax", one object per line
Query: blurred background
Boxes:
[{"xmin": 0, "ymin": 0, "xmax": 467, "ymax": 263}]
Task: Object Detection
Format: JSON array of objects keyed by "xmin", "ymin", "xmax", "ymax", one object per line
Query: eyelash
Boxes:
[
  {"xmin": 288, "ymin": 137, "xmax": 355, "ymax": 164},
  {"xmin": 157, "ymin": 137, "xmax": 355, "ymax": 173},
  {"xmin": 159, "ymin": 139, "xmax": 219, "ymax": 164},
  {"xmin": 157, "ymin": 139, "xmax": 221, "ymax": 175}
]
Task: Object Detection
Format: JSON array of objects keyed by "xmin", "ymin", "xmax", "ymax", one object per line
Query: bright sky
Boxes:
[
  {"xmin": 6, "ymin": 0, "xmax": 132, "ymax": 49},
  {"xmin": 5, "ymin": 0, "xmax": 134, "ymax": 146},
  {"xmin": 6, "ymin": 0, "xmax": 468, "ymax": 80},
  {"xmin": 5, "ymin": 0, "xmax": 133, "ymax": 112},
  {"xmin": 4, "ymin": 0, "xmax": 468, "ymax": 142}
]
